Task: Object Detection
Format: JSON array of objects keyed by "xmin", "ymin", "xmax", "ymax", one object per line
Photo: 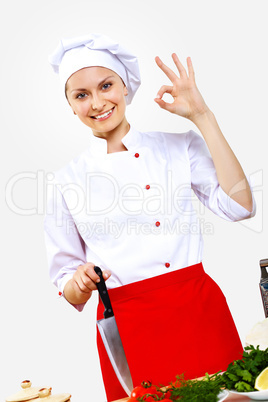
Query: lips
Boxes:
[{"xmin": 91, "ymin": 107, "xmax": 115, "ymax": 121}]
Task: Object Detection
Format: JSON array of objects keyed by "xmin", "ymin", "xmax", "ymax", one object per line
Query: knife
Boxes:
[
  {"xmin": 259, "ymin": 259, "xmax": 268, "ymax": 317},
  {"xmin": 94, "ymin": 266, "xmax": 133, "ymax": 395}
]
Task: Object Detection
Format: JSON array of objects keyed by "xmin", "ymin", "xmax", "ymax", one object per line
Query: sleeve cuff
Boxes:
[
  {"xmin": 58, "ymin": 272, "xmax": 86, "ymax": 312},
  {"xmin": 218, "ymin": 184, "xmax": 256, "ymax": 222}
]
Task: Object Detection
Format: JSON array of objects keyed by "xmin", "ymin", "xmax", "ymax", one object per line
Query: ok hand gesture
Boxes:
[{"xmin": 154, "ymin": 54, "xmax": 209, "ymax": 123}]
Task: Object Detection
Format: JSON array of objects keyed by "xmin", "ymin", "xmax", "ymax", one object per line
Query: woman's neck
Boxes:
[
  {"xmin": 93, "ymin": 119, "xmax": 130, "ymax": 154},
  {"xmin": 107, "ymin": 140, "xmax": 128, "ymax": 153}
]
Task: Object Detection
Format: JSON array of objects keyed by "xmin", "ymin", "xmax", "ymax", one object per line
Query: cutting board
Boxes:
[
  {"xmin": 113, "ymin": 399, "xmax": 128, "ymax": 402},
  {"xmin": 112, "ymin": 395, "xmax": 251, "ymax": 401}
]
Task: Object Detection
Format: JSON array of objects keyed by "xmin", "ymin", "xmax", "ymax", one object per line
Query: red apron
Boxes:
[{"xmin": 96, "ymin": 262, "xmax": 243, "ymax": 401}]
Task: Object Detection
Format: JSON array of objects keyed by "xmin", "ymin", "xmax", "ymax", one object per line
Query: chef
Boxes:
[{"xmin": 45, "ymin": 33, "xmax": 255, "ymax": 401}]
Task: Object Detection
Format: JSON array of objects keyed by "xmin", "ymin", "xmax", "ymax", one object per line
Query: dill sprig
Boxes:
[{"xmin": 169, "ymin": 372, "xmax": 223, "ymax": 401}]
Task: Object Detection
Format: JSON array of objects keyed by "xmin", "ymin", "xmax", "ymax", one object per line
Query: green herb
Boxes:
[
  {"xmin": 220, "ymin": 345, "xmax": 268, "ymax": 392},
  {"xmin": 133, "ymin": 346, "xmax": 268, "ymax": 400},
  {"xmin": 169, "ymin": 372, "xmax": 223, "ymax": 401}
]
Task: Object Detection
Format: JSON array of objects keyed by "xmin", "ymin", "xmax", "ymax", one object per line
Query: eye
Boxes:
[
  {"xmin": 76, "ymin": 93, "xmax": 87, "ymax": 99},
  {"xmin": 102, "ymin": 83, "xmax": 112, "ymax": 90}
]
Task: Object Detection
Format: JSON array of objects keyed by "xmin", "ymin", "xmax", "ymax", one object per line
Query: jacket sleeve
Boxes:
[
  {"xmin": 44, "ymin": 183, "xmax": 87, "ymax": 311},
  {"xmin": 186, "ymin": 130, "xmax": 256, "ymax": 221}
]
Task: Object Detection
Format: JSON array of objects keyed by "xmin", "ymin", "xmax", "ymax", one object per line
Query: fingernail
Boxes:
[{"xmin": 156, "ymin": 94, "xmax": 161, "ymax": 99}]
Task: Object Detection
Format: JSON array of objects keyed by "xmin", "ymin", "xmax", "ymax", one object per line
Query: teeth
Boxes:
[{"xmin": 94, "ymin": 109, "xmax": 113, "ymax": 119}]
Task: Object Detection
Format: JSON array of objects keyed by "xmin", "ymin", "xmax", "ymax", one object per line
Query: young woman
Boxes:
[{"xmin": 45, "ymin": 33, "xmax": 255, "ymax": 401}]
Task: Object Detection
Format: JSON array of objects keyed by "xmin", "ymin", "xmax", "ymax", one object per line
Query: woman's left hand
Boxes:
[{"xmin": 154, "ymin": 54, "xmax": 209, "ymax": 122}]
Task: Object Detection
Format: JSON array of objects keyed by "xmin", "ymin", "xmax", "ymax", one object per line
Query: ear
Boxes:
[
  {"xmin": 124, "ymin": 85, "xmax": 128, "ymax": 96},
  {"xmin": 65, "ymin": 83, "xmax": 76, "ymax": 114}
]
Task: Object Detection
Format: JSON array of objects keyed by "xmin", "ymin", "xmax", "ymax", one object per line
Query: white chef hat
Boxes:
[{"xmin": 49, "ymin": 33, "xmax": 141, "ymax": 104}]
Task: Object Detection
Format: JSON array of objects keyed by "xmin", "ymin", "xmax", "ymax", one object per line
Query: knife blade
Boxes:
[{"xmin": 94, "ymin": 266, "xmax": 133, "ymax": 396}]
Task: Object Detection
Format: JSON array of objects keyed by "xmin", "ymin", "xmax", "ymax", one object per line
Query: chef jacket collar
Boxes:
[{"xmin": 88, "ymin": 125, "xmax": 142, "ymax": 155}]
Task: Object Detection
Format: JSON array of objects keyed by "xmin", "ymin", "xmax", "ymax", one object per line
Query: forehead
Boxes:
[{"xmin": 67, "ymin": 66, "xmax": 120, "ymax": 89}]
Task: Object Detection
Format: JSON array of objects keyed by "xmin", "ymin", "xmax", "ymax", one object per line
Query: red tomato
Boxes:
[
  {"xmin": 163, "ymin": 390, "xmax": 172, "ymax": 399},
  {"xmin": 147, "ymin": 385, "xmax": 158, "ymax": 393},
  {"xmin": 130, "ymin": 385, "xmax": 146, "ymax": 399},
  {"xmin": 145, "ymin": 384, "xmax": 162, "ymax": 397},
  {"xmin": 141, "ymin": 397, "xmax": 155, "ymax": 402},
  {"xmin": 131, "ymin": 381, "xmax": 163, "ymax": 400}
]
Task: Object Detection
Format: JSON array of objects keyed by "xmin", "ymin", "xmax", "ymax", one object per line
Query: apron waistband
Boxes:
[{"xmin": 108, "ymin": 262, "xmax": 204, "ymax": 303}]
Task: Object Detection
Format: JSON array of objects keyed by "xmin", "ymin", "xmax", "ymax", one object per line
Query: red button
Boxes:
[
  {"xmin": 145, "ymin": 185, "xmax": 150, "ymax": 190},
  {"xmin": 58, "ymin": 291, "xmax": 62, "ymax": 296},
  {"xmin": 165, "ymin": 263, "xmax": 170, "ymax": 268},
  {"xmin": 155, "ymin": 221, "xmax": 160, "ymax": 227},
  {"xmin": 134, "ymin": 153, "xmax": 139, "ymax": 158}
]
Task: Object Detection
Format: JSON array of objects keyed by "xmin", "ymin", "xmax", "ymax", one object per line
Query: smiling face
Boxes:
[{"xmin": 66, "ymin": 66, "xmax": 129, "ymax": 139}]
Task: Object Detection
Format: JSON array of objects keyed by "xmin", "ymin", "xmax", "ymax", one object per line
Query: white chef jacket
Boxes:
[{"xmin": 44, "ymin": 126, "xmax": 255, "ymax": 310}]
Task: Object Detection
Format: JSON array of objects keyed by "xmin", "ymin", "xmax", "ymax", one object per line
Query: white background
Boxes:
[{"xmin": 1, "ymin": 0, "xmax": 268, "ymax": 401}]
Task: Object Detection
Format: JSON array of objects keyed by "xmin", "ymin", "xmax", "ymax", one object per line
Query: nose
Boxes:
[{"xmin": 91, "ymin": 92, "xmax": 106, "ymax": 111}]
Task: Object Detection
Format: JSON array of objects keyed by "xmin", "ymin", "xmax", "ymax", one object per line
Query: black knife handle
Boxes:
[{"xmin": 94, "ymin": 266, "xmax": 114, "ymax": 319}]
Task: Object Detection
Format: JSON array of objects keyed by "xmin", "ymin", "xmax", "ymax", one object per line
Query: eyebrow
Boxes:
[{"xmin": 70, "ymin": 75, "xmax": 115, "ymax": 94}]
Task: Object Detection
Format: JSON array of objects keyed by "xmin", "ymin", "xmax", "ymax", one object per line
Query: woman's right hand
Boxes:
[{"xmin": 63, "ymin": 262, "xmax": 111, "ymax": 305}]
